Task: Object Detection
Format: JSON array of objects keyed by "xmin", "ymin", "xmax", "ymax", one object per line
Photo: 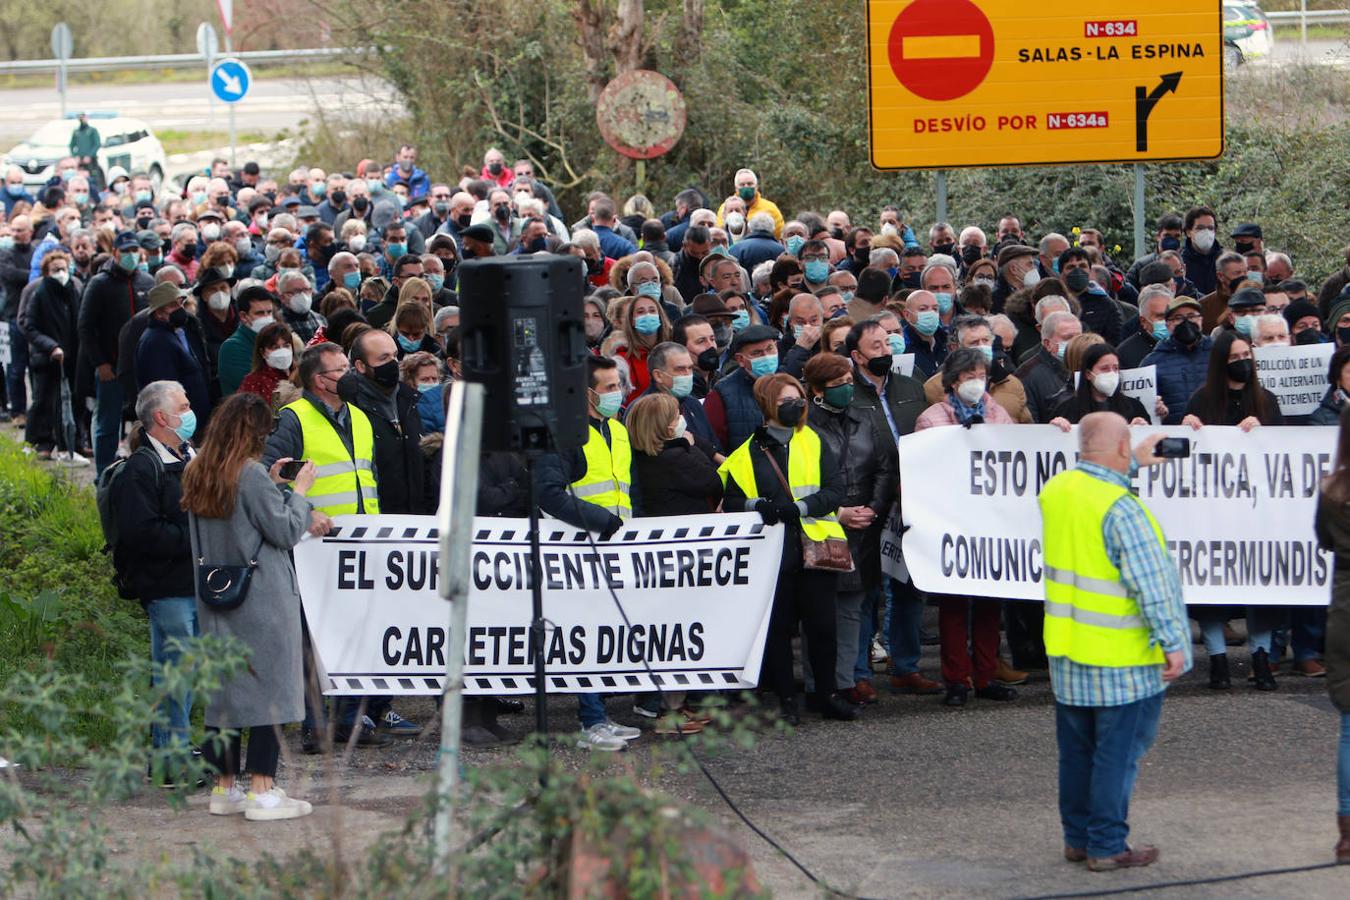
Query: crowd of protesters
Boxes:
[{"xmin": 3, "ymin": 140, "xmax": 1348, "ymax": 850}]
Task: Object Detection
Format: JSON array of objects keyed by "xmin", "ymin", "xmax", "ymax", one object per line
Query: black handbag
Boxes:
[{"xmin": 192, "ymin": 515, "xmax": 265, "ymax": 611}]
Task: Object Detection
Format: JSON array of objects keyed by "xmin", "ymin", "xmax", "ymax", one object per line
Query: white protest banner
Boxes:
[
  {"xmin": 879, "ymin": 505, "xmax": 909, "ymax": 583},
  {"xmin": 294, "ymin": 513, "xmax": 784, "ymax": 696},
  {"xmin": 1073, "ymin": 365, "xmax": 1159, "ymax": 424},
  {"xmin": 898, "ymin": 425, "xmax": 1335, "ymax": 606},
  {"xmin": 891, "ymin": 353, "xmax": 915, "ymax": 378},
  {"xmin": 1255, "ymin": 342, "xmax": 1334, "ymax": 417}
]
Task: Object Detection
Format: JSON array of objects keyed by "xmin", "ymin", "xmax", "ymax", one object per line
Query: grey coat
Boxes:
[{"xmin": 191, "ymin": 461, "xmax": 313, "ymax": 728}]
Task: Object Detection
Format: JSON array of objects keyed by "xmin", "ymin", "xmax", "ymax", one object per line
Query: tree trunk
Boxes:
[
  {"xmin": 609, "ymin": 0, "xmax": 645, "ymax": 75},
  {"xmin": 574, "ymin": 0, "xmax": 611, "ymax": 104},
  {"xmin": 675, "ymin": 0, "xmax": 704, "ymax": 69}
]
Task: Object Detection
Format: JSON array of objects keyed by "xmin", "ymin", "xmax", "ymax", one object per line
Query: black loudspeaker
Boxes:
[{"xmin": 458, "ymin": 255, "xmax": 588, "ymax": 452}]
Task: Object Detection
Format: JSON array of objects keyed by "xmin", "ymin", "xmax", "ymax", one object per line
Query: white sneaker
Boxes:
[
  {"xmin": 57, "ymin": 450, "xmax": 90, "ymax": 467},
  {"xmin": 598, "ymin": 721, "xmax": 641, "ymax": 741},
  {"xmin": 576, "ymin": 723, "xmax": 627, "ymax": 752},
  {"xmin": 244, "ymin": 787, "xmax": 313, "ymax": 821},
  {"xmin": 870, "ymin": 636, "xmax": 888, "ymax": 664},
  {"xmin": 208, "ymin": 784, "xmax": 248, "ymax": 815}
]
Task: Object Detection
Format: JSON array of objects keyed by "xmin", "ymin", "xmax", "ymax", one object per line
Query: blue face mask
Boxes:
[
  {"xmin": 934, "ymin": 292, "xmax": 954, "ymax": 314},
  {"xmin": 5, "ymin": 184, "xmax": 24, "ymax": 197},
  {"xmin": 417, "ymin": 382, "xmax": 439, "ymax": 395},
  {"xmin": 426, "ymin": 273, "xmax": 445, "ymax": 292},
  {"xmin": 785, "ymin": 236, "xmax": 806, "ymax": 256},
  {"xmin": 887, "ymin": 333, "xmax": 906, "ymax": 355},
  {"xmin": 386, "ymin": 242, "xmax": 407, "ymax": 258},
  {"xmin": 731, "ymin": 310, "xmax": 750, "ymax": 331},
  {"xmin": 343, "ymin": 270, "xmax": 362, "ymax": 291},
  {"xmin": 173, "ymin": 409, "xmax": 197, "ymax": 443},
  {"xmin": 137, "ymin": 261, "xmax": 149, "ymax": 273},
  {"xmin": 841, "ymin": 290, "xmax": 854, "ymax": 304},
  {"xmin": 1151, "ymin": 320, "xmax": 1169, "ymax": 341},
  {"xmin": 118, "ymin": 252, "xmax": 139, "ymax": 273},
  {"xmin": 975, "ymin": 344, "xmax": 994, "ymax": 362},
  {"xmin": 1056, "ymin": 341, "xmax": 1067, "ymax": 360},
  {"xmin": 636, "ymin": 282, "xmax": 662, "ymax": 300},
  {"xmin": 311, "ymin": 183, "xmax": 326, "ymax": 198},
  {"xmin": 749, "ymin": 354, "xmax": 778, "ymax": 378},
  {"xmin": 669, "ymin": 374, "xmax": 694, "ymax": 398},
  {"xmin": 0, "ymin": 237, "xmax": 13, "ymax": 251},
  {"xmin": 594, "ymin": 389, "xmax": 623, "ymax": 418},
  {"xmin": 73, "ymin": 192, "xmax": 89, "ymax": 206},
  {"xmin": 1234, "ymin": 314, "xmax": 1255, "ymax": 338},
  {"xmin": 633, "ymin": 313, "xmax": 661, "ymax": 335},
  {"xmin": 886, "ymin": 266, "xmax": 899, "ymax": 279},
  {"xmin": 397, "ymin": 333, "xmax": 422, "ymax": 352},
  {"xmin": 804, "ymin": 260, "xmax": 829, "ymax": 283},
  {"xmin": 914, "ymin": 310, "xmax": 940, "ymax": 336},
  {"xmin": 134, "ymin": 189, "xmax": 152, "ymax": 203}
]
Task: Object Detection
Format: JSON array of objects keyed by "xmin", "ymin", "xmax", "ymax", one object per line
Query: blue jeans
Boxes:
[
  {"xmin": 5, "ymin": 318, "xmax": 27, "ymax": 417},
  {"xmin": 1056, "ymin": 693, "xmax": 1164, "ymax": 858},
  {"xmin": 1339, "ymin": 713, "xmax": 1350, "ymax": 816},
  {"xmin": 577, "ymin": 693, "xmax": 607, "ymax": 729},
  {"xmin": 92, "ymin": 377, "xmax": 124, "ymax": 476},
  {"xmin": 147, "ymin": 596, "xmax": 199, "ymax": 749},
  {"xmin": 1195, "ymin": 606, "xmax": 1280, "ymax": 655},
  {"xmin": 887, "ymin": 577, "xmax": 925, "ymax": 677},
  {"xmin": 853, "ymin": 584, "xmax": 883, "ymax": 684}
]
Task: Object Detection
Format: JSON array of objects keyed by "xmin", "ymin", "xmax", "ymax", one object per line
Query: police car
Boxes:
[{"xmin": 1, "ymin": 112, "xmax": 167, "ymax": 191}]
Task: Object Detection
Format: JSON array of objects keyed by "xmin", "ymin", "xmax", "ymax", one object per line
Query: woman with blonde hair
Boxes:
[
  {"xmin": 389, "ymin": 300, "xmax": 439, "ymax": 358},
  {"xmin": 181, "ymin": 392, "xmax": 329, "ymax": 821},
  {"xmin": 1064, "ymin": 331, "xmax": 1105, "ymax": 375},
  {"xmin": 397, "ymin": 275, "xmax": 435, "ymax": 313}
]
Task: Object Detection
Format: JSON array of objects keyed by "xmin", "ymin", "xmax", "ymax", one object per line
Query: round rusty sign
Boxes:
[{"xmin": 595, "ymin": 70, "xmax": 687, "ymax": 160}]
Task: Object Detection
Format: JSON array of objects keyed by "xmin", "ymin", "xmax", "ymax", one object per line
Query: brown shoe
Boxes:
[
  {"xmin": 853, "ymin": 678, "xmax": 879, "ymax": 705},
  {"xmin": 1336, "ymin": 815, "xmax": 1350, "ymax": 864},
  {"xmin": 1295, "ymin": 659, "xmax": 1327, "ymax": 678},
  {"xmin": 1087, "ymin": 845, "xmax": 1159, "ymax": 872},
  {"xmin": 654, "ymin": 713, "xmax": 704, "ymax": 735},
  {"xmin": 888, "ymin": 672, "xmax": 942, "ymax": 695},
  {"xmin": 1064, "ymin": 847, "xmax": 1087, "ymax": 864},
  {"xmin": 994, "ymin": 659, "xmax": 1029, "ymax": 686},
  {"xmin": 677, "ymin": 705, "xmax": 714, "ymax": 725}
]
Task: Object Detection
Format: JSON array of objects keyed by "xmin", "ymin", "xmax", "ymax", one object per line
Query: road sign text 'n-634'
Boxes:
[{"xmin": 866, "ymin": 0, "xmax": 1224, "ymax": 170}]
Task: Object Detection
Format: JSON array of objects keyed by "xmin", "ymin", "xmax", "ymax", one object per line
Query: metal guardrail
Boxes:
[
  {"xmin": 1266, "ymin": 9, "xmax": 1350, "ymax": 27},
  {"xmin": 0, "ymin": 46, "xmax": 359, "ymax": 77}
]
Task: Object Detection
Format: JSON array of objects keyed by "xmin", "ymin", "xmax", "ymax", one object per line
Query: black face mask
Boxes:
[
  {"xmin": 364, "ymin": 359, "xmax": 400, "ymax": 389},
  {"xmin": 1226, "ymin": 358, "xmax": 1254, "ymax": 384},
  {"xmin": 488, "ymin": 162, "xmax": 503, "ymax": 175},
  {"xmin": 853, "ymin": 247, "xmax": 869, "ymax": 264},
  {"xmin": 1235, "ymin": 241, "xmax": 1256, "ymax": 255},
  {"xmin": 161, "ymin": 238, "xmax": 174, "ymax": 256},
  {"xmin": 961, "ymin": 245, "xmax": 983, "ymax": 265},
  {"xmin": 933, "ymin": 242, "xmax": 955, "ymax": 258},
  {"xmin": 1173, "ymin": 319, "xmax": 1202, "ymax": 347},
  {"xmin": 330, "ymin": 189, "xmax": 347, "ymax": 206},
  {"xmin": 1338, "ymin": 327, "xmax": 1350, "ymax": 346},
  {"xmin": 178, "ymin": 243, "xmax": 197, "ymax": 260},
  {"xmin": 865, "ymin": 354, "xmax": 892, "ymax": 377},
  {"xmin": 696, "ymin": 347, "xmax": 720, "ymax": 371},
  {"xmin": 263, "ymin": 191, "xmax": 277, "ymax": 203},
  {"xmin": 830, "ymin": 227, "xmax": 845, "ymax": 241},
  {"xmin": 900, "ymin": 272, "xmax": 921, "ymax": 289},
  {"xmin": 1296, "ymin": 327, "xmax": 1325, "ymax": 346},
  {"xmin": 1064, "ymin": 269, "xmax": 1091, "ymax": 294},
  {"xmin": 776, "ymin": 398, "xmax": 806, "ymax": 427},
  {"xmin": 527, "ymin": 236, "xmax": 548, "ymax": 253},
  {"xmin": 493, "ymin": 205, "xmax": 511, "ymax": 223},
  {"xmin": 168, "ymin": 307, "xmax": 189, "ymax": 327},
  {"xmin": 585, "ymin": 257, "xmax": 602, "ymax": 275},
  {"xmin": 455, "ymin": 212, "xmax": 472, "ymax": 229},
  {"xmin": 136, "ymin": 216, "xmax": 153, "ymax": 229},
  {"xmin": 989, "ymin": 353, "xmax": 1011, "ymax": 383},
  {"xmin": 352, "ymin": 197, "xmax": 370, "ymax": 213},
  {"xmin": 1160, "ymin": 235, "xmax": 1181, "ymax": 252},
  {"xmin": 1228, "ymin": 276, "xmax": 1249, "ymax": 293}
]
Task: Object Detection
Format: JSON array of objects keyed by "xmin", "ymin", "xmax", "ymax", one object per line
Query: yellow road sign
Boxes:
[{"xmin": 866, "ymin": 0, "xmax": 1224, "ymax": 170}]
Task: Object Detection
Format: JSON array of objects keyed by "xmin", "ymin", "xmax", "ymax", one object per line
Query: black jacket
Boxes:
[
  {"xmin": 671, "ymin": 250, "xmax": 706, "ymax": 304},
  {"xmin": 634, "ymin": 439, "xmax": 723, "ymax": 517},
  {"xmin": 0, "ymin": 242, "xmax": 36, "ymax": 319},
  {"xmin": 78, "ymin": 259, "xmax": 152, "ymax": 373},
  {"xmin": 809, "ymin": 403, "xmax": 897, "ymax": 592},
  {"xmin": 1052, "ymin": 391, "xmax": 1150, "ymax": 425},
  {"xmin": 721, "ymin": 425, "xmax": 844, "ymax": 572},
  {"xmin": 136, "ymin": 317, "xmax": 215, "ymax": 427},
  {"xmin": 19, "ymin": 274, "xmax": 80, "ymax": 373},
  {"xmin": 110, "ymin": 444, "xmax": 193, "ymax": 603},
  {"xmin": 1116, "ymin": 329, "xmax": 1159, "ymax": 371},
  {"xmin": 343, "ymin": 378, "xmax": 430, "ymax": 514},
  {"xmin": 1015, "ymin": 346, "xmax": 1074, "ymax": 424},
  {"xmin": 849, "ymin": 364, "xmax": 928, "ymax": 447}
]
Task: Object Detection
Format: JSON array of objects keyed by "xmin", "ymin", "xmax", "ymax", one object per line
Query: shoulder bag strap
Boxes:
[{"xmin": 759, "ymin": 438, "xmax": 793, "ymax": 498}]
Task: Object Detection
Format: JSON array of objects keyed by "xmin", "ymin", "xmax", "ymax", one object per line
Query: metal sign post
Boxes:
[
  {"xmin": 50, "ymin": 23, "xmax": 73, "ymax": 118},
  {"xmin": 196, "ymin": 23, "xmax": 219, "ymax": 129},
  {"xmin": 209, "ymin": 57, "xmax": 251, "ymax": 167},
  {"xmin": 432, "ymin": 381, "xmax": 485, "ymax": 874},
  {"xmin": 1133, "ymin": 164, "xmax": 1146, "ymax": 261},
  {"xmin": 935, "ymin": 170, "xmax": 948, "ymax": 225}
]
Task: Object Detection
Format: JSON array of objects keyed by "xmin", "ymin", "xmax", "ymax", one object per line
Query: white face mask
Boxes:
[
  {"xmin": 265, "ymin": 347, "xmax": 293, "ymax": 370},
  {"xmin": 956, "ymin": 378, "xmax": 986, "ymax": 405},
  {"xmin": 52, "ymin": 270, "xmax": 70, "ymax": 286},
  {"xmin": 234, "ymin": 238, "xmax": 252, "ymax": 257},
  {"xmin": 1091, "ymin": 371, "xmax": 1121, "ymax": 396},
  {"xmin": 348, "ymin": 234, "xmax": 367, "ymax": 252},
  {"xmin": 1022, "ymin": 268, "xmax": 1041, "ymax": 288},
  {"xmin": 1191, "ymin": 228, "xmax": 1216, "ymax": 252},
  {"xmin": 880, "ymin": 222, "xmax": 899, "ymax": 237},
  {"xmin": 202, "ymin": 223, "xmax": 221, "ymax": 242},
  {"xmin": 287, "ymin": 292, "xmax": 313, "ymax": 314},
  {"xmin": 206, "ymin": 290, "xmax": 230, "ymax": 312},
  {"xmin": 248, "ymin": 314, "xmax": 275, "ymax": 332},
  {"xmin": 672, "ymin": 416, "xmax": 687, "ymax": 441},
  {"xmin": 726, "ymin": 212, "xmax": 746, "ymax": 232}
]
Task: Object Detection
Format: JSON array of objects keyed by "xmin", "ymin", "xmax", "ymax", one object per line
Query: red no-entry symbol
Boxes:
[{"xmin": 887, "ymin": 0, "xmax": 995, "ymax": 102}]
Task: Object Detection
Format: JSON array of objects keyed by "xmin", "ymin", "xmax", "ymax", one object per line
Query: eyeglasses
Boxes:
[{"xmin": 1168, "ymin": 313, "xmax": 1202, "ymax": 324}]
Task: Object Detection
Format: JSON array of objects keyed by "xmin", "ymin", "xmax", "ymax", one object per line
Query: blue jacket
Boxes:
[
  {"xmin": 711, "ymin": 367, "xmax": 762, "ymax": 453},
  {"xmin": 729, "ymin": 234, "xmax": 785, "ymax": 272},
  {"xmin": 416, "ymin": 383, "xmax": 446, "ymax": 434},
  {"xmin": 1141, "ymin": 336, "xmax": 1213, "ymax": 425},
  {"xmin": 136, "ymin": 317, "xmax": 214, "ymax": 427},
  {"xmin": 2, "ymin": 187, "xmax": 34, "ymax": 215},
  {"xmin": 385, "ymin": 165, "xmax": 431, "ymax": 199},
  {"xmin": 592, "ymin": 225, "xmax": 637, "ymax": 260}
]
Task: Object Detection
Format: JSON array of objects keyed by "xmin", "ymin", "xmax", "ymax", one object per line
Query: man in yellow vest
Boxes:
[
  {"xmin": 264, "ymin": 341, "xmax": 394, "ymax": 751},
  {"xmin": 1038, "ymin": 412, "xmax": 1190, "ymax": 872},
  {"xmin": 535, "ymin": 355, "xmax": 643, "ymax": 752}
]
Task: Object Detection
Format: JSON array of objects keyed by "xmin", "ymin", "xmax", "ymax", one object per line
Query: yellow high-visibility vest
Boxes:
[
  {"xmin": 1038, "ymin": 468, "xmax": 1166, "ymax": 668},
  {"xmin": 718, "ymin": 426, "xmax": 846, "ymax": 543},
  {"xmin": 571, "ymin": 420, "xmax": 632, "ymax": 517},
  {"xmin": 283, "ymin": 399, "xmax": 380, "ymax": 517}
]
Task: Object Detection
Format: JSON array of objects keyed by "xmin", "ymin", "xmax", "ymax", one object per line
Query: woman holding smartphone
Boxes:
[{"xmin": 181, "ymin": 392, "xmax": 332, "ymax": 821}]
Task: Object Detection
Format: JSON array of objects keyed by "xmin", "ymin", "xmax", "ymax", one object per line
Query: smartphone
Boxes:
[
  {"xmin": 278, "ymin": 459, "xmax": 306, "ymax": 480},
  {"xmin": 1156, "ymin": 437, "xmax": 1190, "ymax": 459}
]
